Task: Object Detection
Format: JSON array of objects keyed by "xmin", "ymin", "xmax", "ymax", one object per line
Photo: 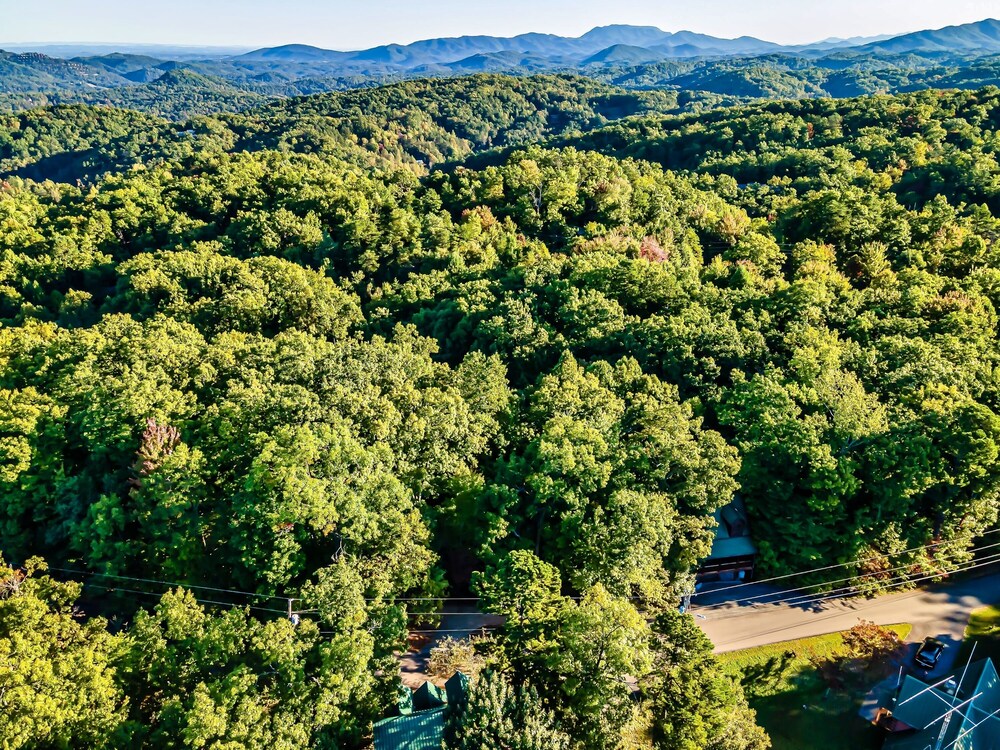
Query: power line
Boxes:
[
  {"xmin": 47, "ymin": 530, "xmax": 1000, "ymax": 619},
  {"xmin": 704, "ymin": 555, "xmax": 1000, "ymax": 631},
  {"xmin": 79, "ymin": 582, "xmax": 288, "ymax": 615},
  {"xmin": 771, "ymin": 551, "xmax": 1000, "ymax": 611},
  {"xmin": 783, "ymin": 554, "xmax": 1000, "ymax": 610},
  {"xmin": 357, "ymin": 597, "xmax": 647, "ymax": 611},
  {"xmin": 365, "ymin": 596, "xmax": 481, "ymax": 602},
  {"xmin": 52, "ymin": 568, "xmax": 496, "ymax": 610},
  {"xmin": 697, "ymin": 528, "xmax": 1000, "ymax": 597},
  {"xmin": 418, "ymin": 550, "xmax": 998, "ymax": 620},
  {"xmin": 405, "ymin": 628, "xmax": 501, "ymax": 634},
  {"xmin": 52, "ymin": 568, "xmax": 494, "ymax": 611},
  {"xmin": 714, "ymin": 552, "xmax": 1000, "ymax": 615},
  {"xmin": 697, "ymin": 540, "xmax": 1000, "ymax": 611},
  {"xmin": 432, "ymin": 553, "xmax": 1000, "ymax": 626},
  {"xmin": 319, "ymin": 628, "xmax": 500, "ymax": 636},
  {"xmin": 706, "ymin": 559, "xmax": 1000, "ymax": 649},
  {"xmin": 76, "ymin": 581, "xmax": 495, "ymax": 629},
  {"xmin": 699, "ymin": 553, "xmax": 1000, "ymax": 621},
  {"xmin": 50, "ymin": 566, "xmax": 289, "ymax": 603},
  {"xmin": 409, "ymin": 555, "xmax": 1000, "ymax": 636}
]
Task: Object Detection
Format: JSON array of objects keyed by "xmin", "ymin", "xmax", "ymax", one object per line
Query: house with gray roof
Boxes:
[
  {"xmin": 697, "ymin": 496, "xmax": 757, "ymax": 582},
  {"xmin": 875, "ymin": 657, "xmax": 1000, "ymax": 750}
]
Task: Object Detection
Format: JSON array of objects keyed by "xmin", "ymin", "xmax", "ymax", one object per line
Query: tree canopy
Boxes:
[{"xmin": 4, "ymin": 74, "xmax": 1000, "ymax": 749}]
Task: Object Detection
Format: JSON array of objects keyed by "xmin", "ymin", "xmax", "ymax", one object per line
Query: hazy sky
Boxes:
[{"xmin": 2, "ymin": 0, "xmax": 1000, "ymax": 49}]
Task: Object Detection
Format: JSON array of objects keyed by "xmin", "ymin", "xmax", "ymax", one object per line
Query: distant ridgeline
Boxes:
[{"xmin": 4, "ymin": 19, "xmax": 1000, "ymax": 116}]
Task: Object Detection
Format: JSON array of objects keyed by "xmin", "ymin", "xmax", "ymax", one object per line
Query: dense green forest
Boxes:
[
  {"xmin": 4, "ymin": 73, "xmax": 1000, "ymax": 749},
  {"xmin": 0, "ymin": 75, "xmax": 689, "ymax": 182},
  {"xmin": 594, "ymin": 52, "xmax": 1000, "ymax": 99}
]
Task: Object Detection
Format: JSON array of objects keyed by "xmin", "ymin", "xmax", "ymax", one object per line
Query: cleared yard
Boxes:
[
  {"xmin": 959, "ymin": 603, "xmax": 1000, "ymax": 663},
  {"xmin": 719, "ymin": 624, "xmax": 912, "ymax": 750}
]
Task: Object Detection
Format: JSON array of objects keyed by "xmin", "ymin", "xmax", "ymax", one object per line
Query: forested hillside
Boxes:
[
  {"xmin": 595, "ymin": 52, "xmax": 1000, "ymax": 99},
  {"xmin": 557, "ymin": 88, "xmax": 1000, "ymax": 572},
  {"xmin": 3, "ymin": 76, "xmax": 1000, "ymax": 749},
  {"xmin": 0, "ymin": 75, "xmax": 685, "ymax": 183}
]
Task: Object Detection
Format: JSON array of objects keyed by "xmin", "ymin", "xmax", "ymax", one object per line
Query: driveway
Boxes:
[
  {"xmin": 397, "ymin": 602, "xmax": 503, "ymax": 688},
  {"xmin": 693, "ymin": 569, "xmax": 1000, "ymax": 659}
]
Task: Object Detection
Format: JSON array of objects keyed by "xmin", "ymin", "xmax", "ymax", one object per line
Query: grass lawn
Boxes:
[
  {"xmin": 718, "ymin": 624, "xmax": 912, "ymax": 750},
  {"xmin": 958, "ymin": 603, "xmax": 1000, "ymax": 664}
]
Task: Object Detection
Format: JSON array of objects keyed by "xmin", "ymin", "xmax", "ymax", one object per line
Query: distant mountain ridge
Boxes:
[
  {"xmin": 235, "ymin": 25, "xmax": 785, "ymax": 67},
  {"xmin": 233, "ymin": 18, "xmax": 1000, "ymax": 69},
  {"xmin": 854, "ymin": 18, "xmax": 1000, "ymax": 54},
  {"xmin": 0, "ymin": 43, "xmax": 251, "ymax": 59},
  {"xmin": 5, "ymin": 18, "xmax": 1000, "ymax": 118}
]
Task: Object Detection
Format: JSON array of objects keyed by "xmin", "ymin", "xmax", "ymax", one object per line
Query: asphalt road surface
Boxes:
[{"xmin": 694, "ymin": 569, "xmax": 1000, "ymax": 666}]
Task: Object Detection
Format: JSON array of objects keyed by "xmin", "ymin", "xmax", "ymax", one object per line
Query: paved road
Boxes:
[{"xmin": 693, "ymin": 569, "xmax": 1000, "ymax": 662}]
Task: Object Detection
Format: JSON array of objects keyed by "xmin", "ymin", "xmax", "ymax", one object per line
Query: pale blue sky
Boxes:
[{"xmin": 2, "ymin": 0, "xmax": 1000, "ymax": 49}]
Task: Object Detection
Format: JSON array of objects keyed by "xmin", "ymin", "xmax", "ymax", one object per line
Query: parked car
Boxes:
[{"xmin": 915, "ymin": 637, "xmax": 945, "ymax": 669}]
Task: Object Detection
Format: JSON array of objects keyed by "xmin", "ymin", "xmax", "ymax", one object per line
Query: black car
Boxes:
[{"xmin": 915, "ymin": 637, "xmax": 945, "ymax": 669}]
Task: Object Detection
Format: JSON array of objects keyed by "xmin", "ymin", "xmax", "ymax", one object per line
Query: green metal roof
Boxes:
[
  {"xmin": 373, "ymin": 673, "xmax": 469, "ymax": 750},
  {"xmin": 706, "ymin": 497, "xmax": 757, "ymax": 561},
  {"xmin": 710, "ymin": 535, "xmax": 758, "ymax": 560},
  {"xmin": 892, "ymin": 675, "xmax": 953, "ymax": 730},
  {"xmin": 886, "ymin": 660, "xmax": 1000, "ymax": 750},
  {"xmin": 372, "ymin": 707, "xmax": 446, "ymax": 750},
  {"xmin": 413, "ymin": 680, "xmax": 447, "ymax": 712},
  {"xmin": 884, "ymin": 730, "xmax": 946, "ymax": 750},
  {"xmin": 445, "ymin": 671, "xmax": 470, "ymax": 707},
  {"xmin": 950, "ymin": 659, "xmax": 1000, "ymax": 750},
  {"xmin": 971, "ymin": 657, "xmax": 1000, "ymax": 715}
]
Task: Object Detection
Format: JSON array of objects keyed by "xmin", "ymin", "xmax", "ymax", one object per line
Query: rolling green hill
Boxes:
[{"xmin": 0, "ymin": 74, "xmax": 687, "ymax": 182}]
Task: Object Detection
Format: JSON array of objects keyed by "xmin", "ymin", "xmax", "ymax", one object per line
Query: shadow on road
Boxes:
[
  {"xmin": 694, "ymin": 565, "xmax": 1000, "ymax": 619},
  {"xmin": 697, "ymin": 569, "xmax": 1000, "ymax": 654}
]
